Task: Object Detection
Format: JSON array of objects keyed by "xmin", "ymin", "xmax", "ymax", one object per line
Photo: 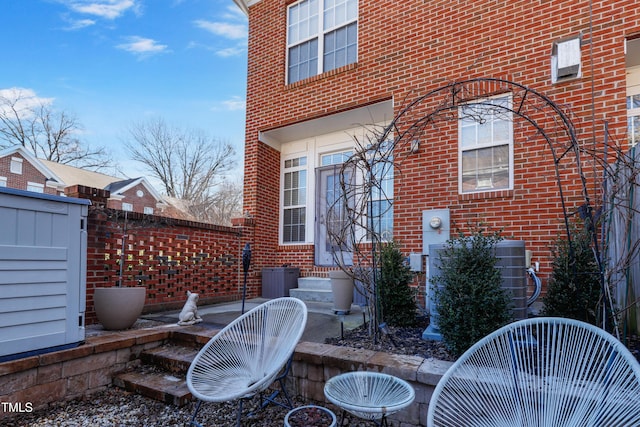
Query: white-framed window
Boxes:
[
  {"xmin": 287, "ymin": 0, "xmax": 358, "ymax": 84},
  {"xmin": 144, "ymin": 207, "xmax": 154, "ymax": 215},
  {"xmin": 459, "ymin": 95, "xmax": 513, "ymax": 193},
  {"xmin": 551, "ymin": 35, "xmax": 582, "ymax": 83},
  {"xmin": 282, "ymin": 156, "xmax": 308, "ymax": 243},
  {"xmin": 26, "ymin": 182, "xmax": 44, "ymax": 193},
  {"xmin": 10, "ymin": 157, "xmax": 23, "ymax": 174},
  {"xmin": 122, "ymin": 203, "xmax": 133, "ymax": 212},
  {"xmin": 0, "ymin": 177, "xmax": 7, "ymax": 187},
  {"xmin": 627, "ymin": 64, "xmax": 640, "ymax": 147},
  {"xmin": 368, "ymin": 151, "xmax": 394, "ymax": 241}
]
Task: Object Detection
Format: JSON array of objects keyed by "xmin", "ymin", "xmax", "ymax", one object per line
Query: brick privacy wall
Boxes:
[
  {"xmin": 68, "ymin": 186, "xmax": 257, "ymax": 325},
  {"xmin": 0, "ymin": 152, "xmax": 60, "ymax": 196},
  {"xmin": 241, "ymin": 1, "xmax": 639, "ymax": 293}
]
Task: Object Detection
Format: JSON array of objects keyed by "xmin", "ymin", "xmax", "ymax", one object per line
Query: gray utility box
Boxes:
[
  {"xmin": 262, "ymin": 267, "xmax": 300, "ymax": 298},
  {"xmin": 0, "ymin": 187, "xmax": 90, "ymax": 361}
]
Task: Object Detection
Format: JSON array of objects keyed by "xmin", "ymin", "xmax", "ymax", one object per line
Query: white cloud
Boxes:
[
  {"xmin": 194, "ymin": 20, "xmax": 247, "ymax": 40},
  {"xmin": 116, "ymin": 36, "xmax": 169, "ymax": 57},
  {"xmin": 0, "ymin": 88, "xmax": 54, "ymax": 118},
  {"xmin": 219, "ymin": 96, "xmax": 246, "ymax": 111},
  {"xmin": 62, "ymin": 0, "xmax": 138, "ymax": 20},
  {"xmin": 216, "ymin": 46, "xmax": 246, "ymax": 58},
  {"xmin": 63, "ymin": 17, "xmax": 96, "ymax": 30}
]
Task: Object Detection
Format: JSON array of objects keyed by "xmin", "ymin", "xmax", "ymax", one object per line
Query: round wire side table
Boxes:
[{"xmin": 324, "ymin": 371, "xmax": 415, "ymax": 426}]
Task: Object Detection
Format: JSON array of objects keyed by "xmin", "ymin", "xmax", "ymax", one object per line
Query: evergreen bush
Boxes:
[
  {"xmin": 377, "ymin": 241, "xmax": 417, "ymax": 327},
  {"xmin": 432, "ymin": 226, "xmax": 511, "ymax": 357},
  {"xmin": 542, "ymin": 222, "xmax": 601, "ymax": 325}
]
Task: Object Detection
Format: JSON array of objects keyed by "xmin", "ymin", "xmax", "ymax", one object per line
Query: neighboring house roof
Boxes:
[
  {"xmin": 104, "ymin": 176, "xmax": 167, "ymax": 206},
  {"xmin": 39, "ymin": 159, "xmax": 123, "ymax": 189},
  {"xmin": 0, "ymin": 145, "xmax": 66, "ymax": 190}
]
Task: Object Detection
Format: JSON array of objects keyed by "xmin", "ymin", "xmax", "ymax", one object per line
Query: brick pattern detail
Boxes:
[
  {"xmin": 241, "ymin": 0, "xmax": 640, "ymax": 295},
  {"xmin": 84, "ymin": 196, "xmax": 257, "ymax": 325}
]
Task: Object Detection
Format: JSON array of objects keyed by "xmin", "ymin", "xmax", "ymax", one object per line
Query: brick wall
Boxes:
[
  {"xmin": 69, "ymin": 186, "xmax": 257, "ymax": 325},
  {"xmin": 241, "ymin": 1, "xmax": 639, "ymax": 294},
  {"xmin": 0, "ymin": 152, "xmax": 61, "ymax": 196}
]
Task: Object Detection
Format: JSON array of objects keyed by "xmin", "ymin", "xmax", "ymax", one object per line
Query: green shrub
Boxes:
[
  {"xmin": 432, "ymin": 227, "xmax": 511, "ymax": 357},
  {"xmin": 377, "ymin": 241, "xmax": 417, "ymax": 327},
  {"xmin": 542, "ymin": 223, "xmax": 601, "ymax": 324}
]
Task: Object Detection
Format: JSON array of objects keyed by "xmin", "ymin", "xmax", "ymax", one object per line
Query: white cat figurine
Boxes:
[{"xmin": 177, "ymin": 290, "xmax": 203, "ymax": 326}]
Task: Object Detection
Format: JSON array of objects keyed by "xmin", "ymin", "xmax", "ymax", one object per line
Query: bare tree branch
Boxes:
[
  {"xmin": 0, "ymin": 88, "xmax": 112, "ymax": 170},
  {"xmin": 124, "ymin": 117, "xmax": 239, "ymax": 224}
]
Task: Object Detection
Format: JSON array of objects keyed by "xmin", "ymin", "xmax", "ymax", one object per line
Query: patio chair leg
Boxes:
[
  {"xmin": 247, "ymin": 355, "xmax": 295, "ymax": 418},
  {"xmin": 189, "ymin": 400, "xmax": 203, "ymax": 427},
  {"xmin": 236, "ymin": 399, "xmax": 244, "ymax": 427}
]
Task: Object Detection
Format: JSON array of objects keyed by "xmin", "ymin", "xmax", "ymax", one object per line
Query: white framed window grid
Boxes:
[
  {"xmin": 10, "ymin": 157, "xmax": 23, "ymax": 174},
  {"xmin": 26, "ymin": 182, "xmax": 44, "ymax": 193},
  {"xmin": 459, "ymin": 94, "xmax": 513, "ymax": 194},
  {"xmin": 282, "ymin": 156, "xmax": 308, "ymax": 243},
  {"xmin": 287, "ymin": 0, "xmax": 358, "ymax": 84}
]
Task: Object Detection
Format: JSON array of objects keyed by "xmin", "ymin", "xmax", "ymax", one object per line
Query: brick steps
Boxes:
[
  {"xmin": 114, "ymin": 370, "xmax": 192, "ymax": 406},
  {"xmin": 113, "ymin": 329, "xmax": 208, "ymax": 407}
]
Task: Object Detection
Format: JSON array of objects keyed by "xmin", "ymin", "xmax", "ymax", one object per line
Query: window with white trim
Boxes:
[
  {"xmin": 0, "ymin": 177, "xmax": 7, "ymax": 187},
  {"xmin": 144, "ymin": 207, "xmax": 154, "ymax": 215},
  {"xmin": 27, "ymin": 182, "xmax": 44, "ymax": 193},
  {"xmin": 287, "ymin": 0, "xmax": 357, "ymax": 84},
  {"xmin": 282, "ymin": 156, "xmax": 307, "ymax": 243},
  {"xmin": 122, "ymin": 203, "xmax": 133, "ymax": 212},
  {"xmin": 459, "ymin": 95, "xmax": 513, "ymax": 193},
  {"xmin": 10, "ymin": 157, "xmax": 23, "ymax": 174},
  {"xmin": 627, "ymin": 64, "xmax": 640, "ymax": 147},
  {"xmin": 369, "ymin": 155, "xmax": 394, "ymax": 241}
]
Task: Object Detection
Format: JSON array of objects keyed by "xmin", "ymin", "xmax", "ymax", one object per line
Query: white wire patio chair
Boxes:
[
  {"xmin": 324, "ymin": 371, "xmax": 415, "ymax": 426},
  {"xmin": 427, "ymin": 317, "xmax": 640, "ymax": 427},
  {"xmin": 186, "ymin": 297, "xmax": 308, "ymax": 427}
]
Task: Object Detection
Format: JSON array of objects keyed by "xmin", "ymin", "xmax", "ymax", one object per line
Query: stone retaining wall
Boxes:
[{"xmin": 0, "ymin": 327, "xmax": 451, "ymax": 426}]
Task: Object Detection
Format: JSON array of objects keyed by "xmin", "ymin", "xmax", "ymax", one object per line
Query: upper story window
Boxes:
[
  {"xmin": 287, "ymin": 0, "xmax": 358, "ymax": 84},
  {"xmin": 459, "ymin": 95, "xmax": 513, "ymax": 193},
  {"xmin": 0, "ymin": 177, "xmax": 7, "ymax": 187},
  {"xmin": 144, "ymin": 206, "xmax": 154, "ymax": 215},
  {"xmin": 282, "ymin": 156, "xmax": 307, "ymax": 243},
  {"xmin": 122, "ymin": 203, "xmax": 133, "ymax": 212},
  {"xmin": 10, "ymin": 157, "xmax": 23, "ymax": 174}
]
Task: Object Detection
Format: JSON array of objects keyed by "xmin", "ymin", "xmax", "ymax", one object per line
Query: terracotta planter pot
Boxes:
[
  {"xmin": 284, "ymin": 405, "xmax": 337, "ymax": 427},
  {"xmin": 94, "ymin": 287, "xmax": 146, "ymax": 330},
  {"xmin": 329, "ymin": 270, "xmax": 354, "ymax": 314}
]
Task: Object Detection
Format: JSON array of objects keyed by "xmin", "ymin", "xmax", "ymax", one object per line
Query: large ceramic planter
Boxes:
[
  {"xmin": 94, "ymin": 287, "xmax": 146, "ymax": 330},
  {"xmin": 284, "ymin": 405, "xmax": 336, "ymax": 427},
  {"xmin": 329, "ymin": 270, "xmax": 354, "ymax": 314}
]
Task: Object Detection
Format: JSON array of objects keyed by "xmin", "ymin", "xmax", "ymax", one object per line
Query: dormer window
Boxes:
[{"xmin": 287, "ymin": 0, "xmax": 358, "ymax": 84}]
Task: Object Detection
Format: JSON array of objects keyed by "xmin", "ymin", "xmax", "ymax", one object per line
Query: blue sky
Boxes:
[{"xmin": 0, "ymin": 0, "xmax": 248, "ymax": 180}]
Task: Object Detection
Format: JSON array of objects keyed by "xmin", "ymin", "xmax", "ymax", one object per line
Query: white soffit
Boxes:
[{"xmin": 259, "ymin": 100, "xmax": 394, "ymax": 150}]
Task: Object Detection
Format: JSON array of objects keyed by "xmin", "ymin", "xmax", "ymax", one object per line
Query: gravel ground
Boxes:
[
  {"xmin": 7, "ymin": 318, "xmax": 638, "ymax": 426},
  {"xmin": 6, "ymin": 320, "xmax": 435, "ymax": 427}
]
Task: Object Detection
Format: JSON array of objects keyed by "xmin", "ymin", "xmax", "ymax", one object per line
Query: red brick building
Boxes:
[
  {"xmin": 232, "ymin": 0, "xmax": 640, "ymax": 299},
  {"xmin": 0, "ymin": 145, "xmax": 168, "ymax": 215}
]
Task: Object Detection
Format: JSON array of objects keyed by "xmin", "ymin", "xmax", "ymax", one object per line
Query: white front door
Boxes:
[{"xmin": 315, "ymin": 166, "xmax": 353, "ymax": 266}]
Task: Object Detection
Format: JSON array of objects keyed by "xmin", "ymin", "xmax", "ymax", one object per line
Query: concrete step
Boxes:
[
  {"xmin": 297, "ymin": 277, "xmax": 331, "ymax": 291},
  {"xmin": 114, "ymin": 369, "xmax": 192, "ymax": 406},
  {"xmin": 140, "ymin": 344, "xmax": 198, "ymax": 374},
  {"xmin": 289, "ymin": 287, "xmax": 333, "ymax": 303}
]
